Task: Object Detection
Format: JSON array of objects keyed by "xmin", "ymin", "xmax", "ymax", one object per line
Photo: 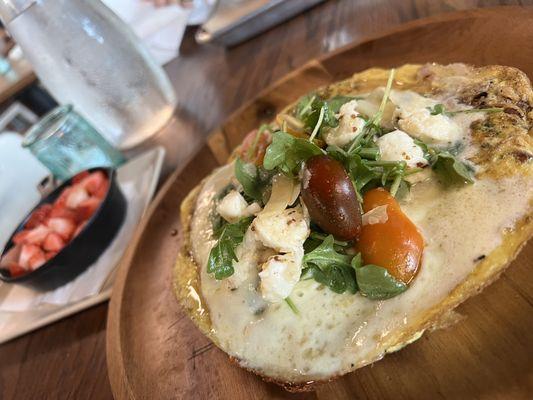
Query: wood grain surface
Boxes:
[
  {"xmin": 107, "ymin": 7, "xmax": 533, "ymax": 400},
  {"xmin": 0, "ymin": 2, "xmax": 531, "ymax": 399}
]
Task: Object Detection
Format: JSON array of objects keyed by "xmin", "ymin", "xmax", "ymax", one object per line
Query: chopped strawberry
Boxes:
[
  {"xmin": 72, "ymin": 171, "xmax": 90, "ymax": 184},
  {"xmin": 65, "ymin": 185, "xmax": 89, "ymax": 209},
  {"xmin": 28, "ymin": 251, "xmax": 47, "ymax": 270},
  {"xmin": 80, "ymin": 171, "xmax": 108, "ymax": 196},
  {"xmin": 73, "ymin": 221, "xmax": 88, "ymax": 237},
  {"xmin": 43, "ymin": 232, "xmax": 66, "ymax": 252},
  {"xmin": 19, "ymin": 244, "xmax": 42, "ymax": 269},
  {"xmin": 0, "ymin": 245, "xmax": 22, "ymax": 268},
  {"xmin": 23, "ymin": 224, "xmax": 50, "ymax": 246},
  {"xmin": 49, "ymin": 206, "xmax": 79, "ymax": 221},
  {"xmin": 45, "ymin": 251, "xmax": 58, "ymax": 261},
  {"xmin": 25, "ymin": 204, "xmax": 52, "ymax": 229},
  {"xmin": 47, "ymin": 217, "xmax": 76, "ymax": 240},
  {"xmin": 12, "ymin": 230, "xmax": 30, "ymax": 245},
  {"xmin": 76, "ymin": 197, "xmax": 101, "ymax": 221},
  {"xmin": 54, "ymin": 186, "xmax": 72, "ymax": 209},
  {"xmin": 8, "ymin": 262, "xmax": 26, "ymax": 277},
  {"xmin": 93, "ymin": 179, "xmax": 109, "ymax": 199}
]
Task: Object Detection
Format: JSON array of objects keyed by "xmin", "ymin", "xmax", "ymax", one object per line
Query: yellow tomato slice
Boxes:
[{"xmin": 357, "ymin": 188, "xmax": 424, "ymax": 284}]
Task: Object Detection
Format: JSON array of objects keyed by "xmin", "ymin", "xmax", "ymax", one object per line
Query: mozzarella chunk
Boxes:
[
  {"xmin": 227, "ymin": 228, "xmax": 274, "ymax": 289},
  {"xmin": 253, "ymin": 205, "xmax": 310, "ymax": 302},
  {"xmin": 252, "ymin": 206, "xmax": 310, "ymax": 253},
  {"xmin": 389, "ymin": 90, "xmax": 462, "ymax": 145},
  {"xmin": 216, "ymin": 190, "xmax": 260, "ymax": 223},
  {"xmin": 377, "ymin": 130, "xmax": 428, "ymax": 168},
  {"xmin": 259, "ymin": 251, "xmax": 303, "ymax": 303},
  {"xmin": 323, "ymin": 100, "xmax": 366, "ymax": 147}
]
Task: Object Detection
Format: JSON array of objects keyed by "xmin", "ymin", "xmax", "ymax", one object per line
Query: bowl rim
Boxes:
[{"xmin": 0, "ymin": 167, "xmax": 117, "ymax": 283}]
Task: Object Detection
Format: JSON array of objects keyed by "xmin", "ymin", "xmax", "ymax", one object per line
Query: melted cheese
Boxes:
[{"xmin": 190, "ymin": 162, "xmax": 531, "ymax": 382}]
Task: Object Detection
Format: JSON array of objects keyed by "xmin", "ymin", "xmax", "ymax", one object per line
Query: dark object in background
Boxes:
[
  {"xmin": 16, "ymin": 84, "xmax": 58, "ymax": 117},
  {"xmin": 196, "ymin": 0, "xmax": 326, "ymax": 47},
  {"xmin": 0, "ymin": 168, "xmax": 126, "ymax": 291}
]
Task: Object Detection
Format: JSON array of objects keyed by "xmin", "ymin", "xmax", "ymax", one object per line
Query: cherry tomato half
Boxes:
[
  {"xmin": 357, "ymin": 188, "xmax": 424, "ymax": 284},
  {"xmin": 301, "ymin": 155, "xmax": 362, "ymax": 241}
]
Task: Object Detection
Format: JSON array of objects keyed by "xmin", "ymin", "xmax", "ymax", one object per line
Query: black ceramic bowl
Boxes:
[{"xmin": 0, "ymin": 168, "xmax": 126, "ymax": 291}]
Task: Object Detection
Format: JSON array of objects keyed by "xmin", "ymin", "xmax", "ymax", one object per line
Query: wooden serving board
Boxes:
[{"xmin": 107, "ymin": 8, "xmax": 533, "ymax": 399}]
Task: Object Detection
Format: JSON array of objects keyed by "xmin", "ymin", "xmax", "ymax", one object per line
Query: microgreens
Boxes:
[{"xmin": 427, "ymin": 103, "xmax": 503, "ymax": 117}]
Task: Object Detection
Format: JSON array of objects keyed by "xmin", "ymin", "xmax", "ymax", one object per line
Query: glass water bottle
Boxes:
[{"xmin": 0, "ymin": 0, "xmax": 177, "ymax": 149}]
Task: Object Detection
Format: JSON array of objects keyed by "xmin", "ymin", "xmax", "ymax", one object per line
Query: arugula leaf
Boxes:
[
  {"xmin": 295, "ymin": 94, "xmax": 317, "ymax": 119},
  {"xmin": 303, "ymin": 235, "xmax": 352, "ymax": 269},
  {"xmin": 302, "ymin": 235, "xmax": 358, "ymax": 294},
  {"xmin": 328, "ymin": 95, "xmax": 356, "ymax": 114},
  {"xmin": 414, "ymin": 139, "xmax": 475, "ymax": 186},
  {"xmin": 303, "ymin": 264, "xmax": 358, "ymax": 294},
  {"xmin": 309, "ymin": 231, "xmax": 349, "ymax": 247},
  {"xmin": 426, "ymin": 103, "xmax": 503, "ymax": 117},
  {"xmin": 295, "ymin": 94, "xmax": 355, "ymax": 136},
  {"xmin": 207, "ymin": 217, "xmax": 253, "ymax": 280},
  {"xmin": 431, "ymin": 151, "xmax": 474, "ymax": 186},
  {"xmin": 344, "ymin": 154, "xmax": 408, "ymax": 199},
  {"xmin": 235, "ymin": 158, "xmax": 262, "ymax": 202},
  {"xmin": 352, "ymin": 256, "xmax": 407, "ymax": 300},
  {"xmin": 263, "ymin": 131, "xmax": 322, "ymax": 176},
  {"xmin": 427, "ymin": 103, "xmax": 446, "ymax": 116}
]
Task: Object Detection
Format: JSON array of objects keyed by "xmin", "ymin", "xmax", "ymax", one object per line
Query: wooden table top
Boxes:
[
  {"xmin": 0, "ymin": 58, "xmax": 35, "ymax": 105},
  {"xmin": 0, "ymin": 1, "xmax": 530, "ymax": 399}
]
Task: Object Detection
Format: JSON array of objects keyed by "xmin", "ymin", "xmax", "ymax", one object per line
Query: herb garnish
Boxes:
[
  {"xmin": 415, "ymin": 140, "xmax": 474, "ymax": 186},
  {"xmin": 301, "ymin": 234, "xmax": 408, "ymax": 299},
  {"xmin": 235, "ymin": 158, "xmax": 262, "ymax": 202},
  {"xmin": 427, "ymin": 103, "xmax": 503, "ymax": 117},
  {"xmin": 351, "ymin": 254, "xmax": 407, "ymax": 300},
  {"xmin": 207, "ymin": 217, "xmax": 253, "ymax": 280},
  {"xmin": 284, "ymin": 297, "xmax": 299, "ymax": 315},
  {"xmin": 246, "ymin": 124, "xmax": 273, "ymax": 160},
  {"xmin": 263, "ymin": 131, "xmax": 323, "ymax": 176},
  {"xmin": 295, "ymin": 94, "xmax": 356, "ymax": 136},
  {"xmin": 431, "ymin": 152, "xmax": 474, "ymax": 186},
  {"xmin": 328, "ymin": 69, "xmax": 414, "ymax": 199},
  {"xmin": 346, "ymin": 68, "xmax": 396, "ymax": 154},
  {"xmin": 302, "ymin": 235, "xmax": 358, "ymax": 294}
]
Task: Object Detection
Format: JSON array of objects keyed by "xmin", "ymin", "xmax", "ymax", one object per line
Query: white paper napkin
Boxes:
[
  {"xmin": 103, "ymin": 0, "xmax": 190, "ymax": 65},
  {"xmin": 0, "ymin": 149, "xmax": 161, "ymax": 312},
  {"xmin": 0, "ymin": 133, "xmax": 49, "ymax": 251}
]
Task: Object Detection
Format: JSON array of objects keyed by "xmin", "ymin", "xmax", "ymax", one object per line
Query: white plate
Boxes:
[{"xmin": 0, "ymin": 146, "xmax": 165, "ymax": 344}]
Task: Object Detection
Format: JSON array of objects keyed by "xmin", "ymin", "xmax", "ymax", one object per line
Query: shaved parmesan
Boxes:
[{"xmin": 362, "ymin": 205, "xmax": 389, "ymax": 225}]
